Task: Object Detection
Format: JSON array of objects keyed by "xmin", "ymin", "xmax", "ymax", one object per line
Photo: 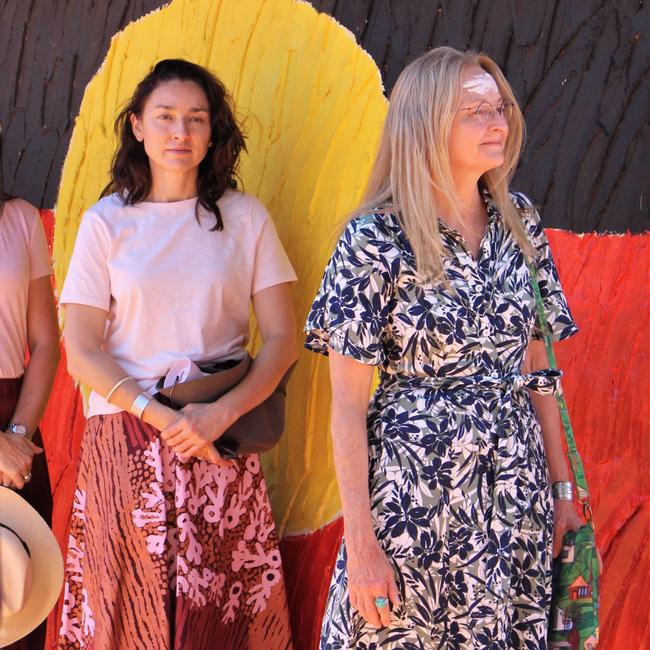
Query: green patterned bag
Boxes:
[{"xmin": 529, "ymin": 263, "xmax": 600, "ymax": 650}]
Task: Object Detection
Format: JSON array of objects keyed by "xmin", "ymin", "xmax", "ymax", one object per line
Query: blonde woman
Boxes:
[{"xmin": 305, "ymin": 47, "xmax": 582, "ymax": 648}]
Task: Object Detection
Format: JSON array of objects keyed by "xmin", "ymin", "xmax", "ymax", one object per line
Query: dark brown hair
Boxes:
[{"xmin": 101, "ymin": 59, "xmax": 246, "ymax": 230}]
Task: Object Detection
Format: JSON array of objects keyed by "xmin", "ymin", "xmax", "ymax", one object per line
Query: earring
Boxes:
[{"xmin": 208, "ymin": 141, "xmax": 213, "ymax": 147}]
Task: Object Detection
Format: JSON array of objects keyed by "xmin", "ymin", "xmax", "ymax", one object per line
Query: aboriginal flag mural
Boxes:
[{"xmin": 0, "ymin": 1, "xmax": 647, "ymax": 648}]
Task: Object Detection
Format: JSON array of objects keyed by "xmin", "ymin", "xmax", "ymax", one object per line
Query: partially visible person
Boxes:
[
  {"xmin": 0, "ymin": 486, "xmax": 64, "ymax": 648},
  {"xmin": 0, "ymin": 134, "xmax": 60, "ymax": 650}
]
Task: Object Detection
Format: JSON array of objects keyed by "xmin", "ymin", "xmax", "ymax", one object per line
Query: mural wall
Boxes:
[{"xmin": 1, "ymin": 1, "xmax": 647, "ymax": 648}]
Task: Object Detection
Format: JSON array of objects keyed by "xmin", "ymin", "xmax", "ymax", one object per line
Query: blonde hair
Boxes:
[{"xmin": 355, "ymin": 46, "xmax": 534, "ymax": 281}]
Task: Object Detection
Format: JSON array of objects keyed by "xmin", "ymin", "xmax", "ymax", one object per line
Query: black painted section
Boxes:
[
  {"xmin": 0, "ymin": 0, "xmax": 647, "ymax": 232},
  {"xmin": 0, "ymin": 0, "xmax": 165, "ymax": 205}
]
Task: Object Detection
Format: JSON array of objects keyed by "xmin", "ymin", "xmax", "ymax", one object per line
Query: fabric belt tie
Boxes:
[{"xmin": 381, "ymin": 367, "xmax": 563, "ymax": 396}]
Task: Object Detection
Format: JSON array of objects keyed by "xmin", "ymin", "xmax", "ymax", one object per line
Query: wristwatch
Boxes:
[{"xmin": 6, "ymin": 422, "xmax": 29, "ymax": 437}]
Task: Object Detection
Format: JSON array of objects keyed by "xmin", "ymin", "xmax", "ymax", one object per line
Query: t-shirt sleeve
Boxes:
[
  {"xmin": 28, "ymin": 208, "xmax": 52, "ymax": 280},
  {"xmin": 304, "ymin": 214, "xmax": 400, "ymax": 365},
  {"xmin": 251, "ymin": 202, "xmax": 297, "ymax": 295},
  {"xmin": 59, "ymin": 209, "xmax": 111, "ymax": 311},
  {"xmin": 512, "ymin": 192, "xmax": 579, "ymax": 342}
]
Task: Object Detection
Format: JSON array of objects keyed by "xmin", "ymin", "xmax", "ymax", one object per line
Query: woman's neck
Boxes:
[
  {"xmin": 146, "ymin": 168, "xmax": 199, "ymax": 203},
  {"xmin": 434, "ymin": 173, "xmax": 484, "ymax": 228}
]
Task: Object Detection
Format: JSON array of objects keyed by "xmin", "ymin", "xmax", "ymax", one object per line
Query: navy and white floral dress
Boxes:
[{"xmin": 304, "ymin": 191, "xmax": 578, "ymax": 649}]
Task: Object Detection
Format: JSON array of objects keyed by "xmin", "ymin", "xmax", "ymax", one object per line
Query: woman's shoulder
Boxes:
[
  {"xmin": 1, "ymin": 198, "xmax": 44, "ymax": 243},
  {"xmin": 78, "ymin": 192, "xmax": 123, "ymax": 220},
  {"xmin": 343, "ymin": 209, "xmax": 404, "ymax": 249},
  {"xmin": 218, "ymin": 188, "xmax": 264, "ymax": 214},
  {"xmin": 329, "ymin": 211, "xmax": 406, "ymax": 278},
  {"xmin": 217, "ymin": 189, "xmax": 271, "ymax": 227},
  {"xmin": 2, "ymin": 197, "xmax": 39, "ymax": 223},
  {"xmin": 508, "ymin": 189, "xmax": 541, "ymax": 220},
  {"xmin": 78, "ymin": 193, "xmax": 130, "ymax": 229},
  {"xmin": 508, "ymin": 189, "xmax": 536, "ymax": 211},
  {"xmin": 508, "ymin": 189, "xmax": 543, "ymax": 230},
  {"xmin": 69, "ymin": 194, "xmax": 126, "ymax": 245}
]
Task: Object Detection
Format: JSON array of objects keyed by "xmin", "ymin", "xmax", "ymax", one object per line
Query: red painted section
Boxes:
[
  {"xmin": 280, "ymin": 518, "xmax": 343, "ymax": 650},
  {"xmin": 40, "ymin": 209, "xmax": 55, "ymax": 252},
  {"xmin": 546, "ymin": 230, "xmax": 650, "ymax": 650},
  {"xmin": 41, "ymin": 344, "xmax": 86, "ymax": 648},
  {"xmin": 38, "ymin": 209, "xmax": 648, "ymax": 649},
  {"xmin": 41, "ymin": 346, "xmax": 86, "ymax": 532}
]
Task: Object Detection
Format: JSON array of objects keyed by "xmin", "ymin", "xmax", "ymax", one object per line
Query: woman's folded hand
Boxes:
[
  {"xmin": 195, "ymin": 444, "xmax": 228, "ymax": 466},
  {"xmin": 159, "ymin": 401, "xmax": 235, "ymax": 466},
  {"xmin": 0, "ymin": 433, "xmax": 42, "ymax": 489}
]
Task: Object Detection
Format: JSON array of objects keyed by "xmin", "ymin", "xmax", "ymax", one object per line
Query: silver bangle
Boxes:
[
  {"xmin": 552, "ymin": 481, "xmax": 574, "ymax": 500},
  {"xmin": 106, "ymin": 376, "xmax": 132, "ymax": 403},
  {"xmin": 130, "ymin": 392, "xmax": 152, "ymax": 420}
]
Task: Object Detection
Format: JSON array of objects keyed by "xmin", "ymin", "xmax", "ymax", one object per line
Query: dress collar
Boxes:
[
  {"xmin": 480, "ymin": 187, "xmax": 502, "ymax": 225},
  {"xmin": 436, "ymin": 187, "xmax": 502, "ymax": 239}
]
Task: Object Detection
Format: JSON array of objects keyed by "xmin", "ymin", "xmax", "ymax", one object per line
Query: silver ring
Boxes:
[
  {"xmin": 374, "ymin": 596, "xmax": 389, "ymax": 608},
  {"xmin": 22, "ymin": 472, "xmax": 31, "ymax": 482}
]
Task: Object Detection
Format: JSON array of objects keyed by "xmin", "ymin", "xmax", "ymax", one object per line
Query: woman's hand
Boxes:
[
  {"xmin": 552, "ymin": 499, "xmax": 583, "ymax": 557},
  {"xmin": 553, "ymin": 499, "xmax": 603, "ymax": 575},
  {"xmin": 195, "ymin": 444, "xmax": 229, "ymax": 466},
  {"xmin": 346, "ymin": 537, "xmax": 401, "ymax": 629},
  {"xmin": 144, "ymin": 400, "xmax": 228, "ymax": 466},
  {"xmin": 0, "ymin": 433, "xmax": 42, "ymax": 489},
  {"xmin": 159, "ymin": 402, "xmax": 235, "ymax": 465}
]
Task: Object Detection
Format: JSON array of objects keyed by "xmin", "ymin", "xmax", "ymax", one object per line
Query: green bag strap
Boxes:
[{"xmin": 527, "ymin": 261, "xmax": 594, "ymax": 525}]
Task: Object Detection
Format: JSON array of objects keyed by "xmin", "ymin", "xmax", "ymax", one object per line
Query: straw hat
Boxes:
[{"xmin": 0, "ymin": 487, "xmax": 63, "ymax": 648}]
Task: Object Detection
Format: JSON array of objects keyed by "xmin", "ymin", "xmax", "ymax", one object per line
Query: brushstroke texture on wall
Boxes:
[{"xmin": 1, "ymin": 1, "xmax": 647, "ymax": 648}]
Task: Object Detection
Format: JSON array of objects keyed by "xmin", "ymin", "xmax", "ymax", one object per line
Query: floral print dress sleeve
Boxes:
[
  {"xmin": 511, "ymin": 191, "xmax": 579, "ymax": 342},
  {"xmin": 305, "ymin": 212, "xmax": 401, "ymax": 365}
]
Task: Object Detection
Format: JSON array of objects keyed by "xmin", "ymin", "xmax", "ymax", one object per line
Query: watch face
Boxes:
[{"xmin": 8, "ymin": 423, "xmax": 28, "ymax": 436}]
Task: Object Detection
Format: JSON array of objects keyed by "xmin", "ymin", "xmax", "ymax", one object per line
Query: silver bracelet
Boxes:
[
  {"xmin": 130, "ymin": 392, "xmax": 152, "ymax": 420},
  {"xmin": 552, "ymin": 481, "xmax": 574, "ymax": 500},
  {"xmin": 106, "ymin": 376, "xmax": 132, "ymax": 403}
]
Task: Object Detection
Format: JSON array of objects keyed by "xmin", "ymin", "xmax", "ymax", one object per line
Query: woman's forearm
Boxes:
[
  {"xmin": 67, "ymin": 344, "xmax": 177, "ymax": 432},
  {"xmin": 331, "ymin": 403, "xmax": 376, "ymax": 545},
  {"xmin": 213, "ymin": 334, "xmax": 298, "ymax": 425},
  {"xmin": 9, "ymin": 341, "xmax": 60, "ymax": 435},
  {"xmin": 327, "ymin": 351, "xmax": 377, "ymax": 546},
  {"xmin": 10, "ymin": 275, "xmax": 61, "ymax": 436},
  {"xmin": 524, "ymin": 339, "xmax": 571, "ymax": 484},
  {"xmin": 530, "ymin": 392, "xmax": 571, "ymax": 483}
]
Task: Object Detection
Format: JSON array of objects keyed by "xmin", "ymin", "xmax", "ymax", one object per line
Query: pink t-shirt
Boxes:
[
  {"xmin": 60, "ymin": 189, "xmax": 297, "ymax": 417},
  {"xmin": 0, "ymin": 199, "xmax": 52, "ymax": 378}
]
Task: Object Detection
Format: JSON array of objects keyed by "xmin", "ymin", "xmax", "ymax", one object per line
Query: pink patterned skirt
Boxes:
[{"xmin": 57, "ymin": 412, "xmax": 293, "ymax": 649}]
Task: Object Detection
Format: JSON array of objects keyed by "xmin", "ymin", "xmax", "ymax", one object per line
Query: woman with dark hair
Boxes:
[
  {"xmin": 57, "ymin": 59, "xmax": 296, "ymax": 649},
  {"xmin": 0, "ymin": 132, "xmax": 59, "ymax": 649}
]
